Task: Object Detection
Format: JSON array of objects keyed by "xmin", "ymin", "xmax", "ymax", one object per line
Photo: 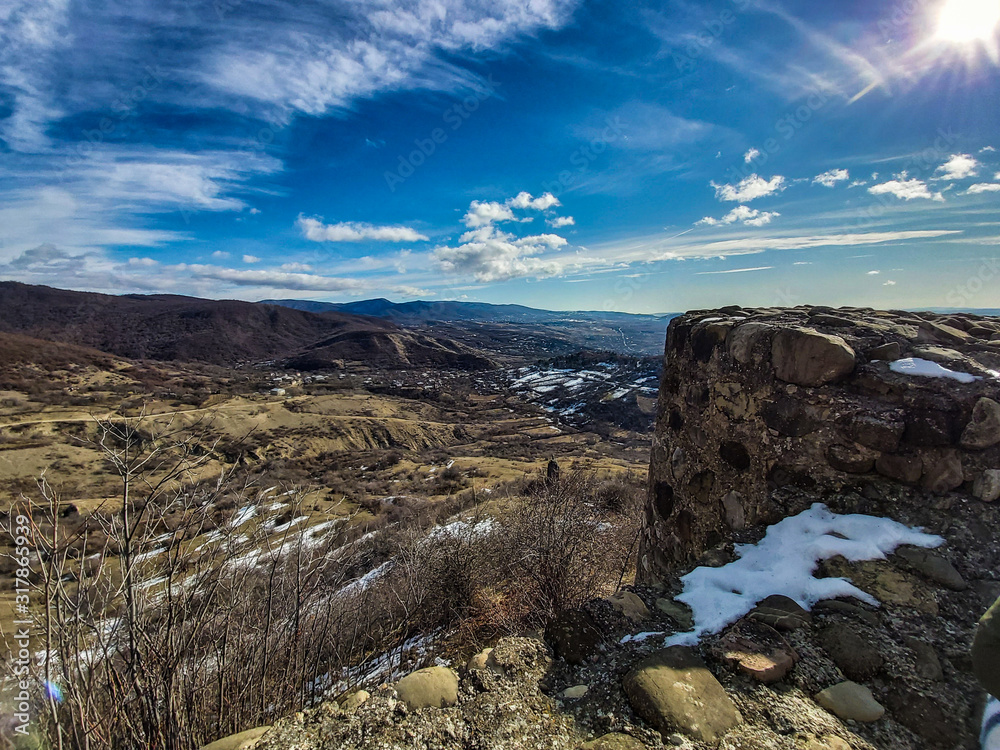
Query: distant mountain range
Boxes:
[
  {"xmin": 264, "ymin": 298, "xmax": 676, "ymax": 357},
  {"xmin": 0, "ymin": 282, "xmax": 495, "ymax": 370}
]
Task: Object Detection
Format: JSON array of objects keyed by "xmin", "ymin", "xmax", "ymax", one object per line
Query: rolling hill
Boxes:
[
  {"xmin": 0, "ymin": 282, "xmax": 495, "ymax": 370},
  {"xmin": 265, "ymin": 297, "xmax": 675, "ymax": 356}
]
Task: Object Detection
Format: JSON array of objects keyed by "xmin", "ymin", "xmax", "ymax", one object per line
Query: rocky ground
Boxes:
[{"xmin": 232, "ymin": 478, "xmax": 997, "ymax": 750}]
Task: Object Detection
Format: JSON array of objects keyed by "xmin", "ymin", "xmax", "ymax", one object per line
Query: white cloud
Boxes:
[
  {"xmin": 280, "ymin": 262, "xmax": 312, "ymax": 272},
  {"xmin": 935, "ymin": 153, "xmax": 979, "ymax": 180},
  {"xmin": 249, "ymin": 207, "xmax": 261, "ymax": 215},
  {"xmin": 996, "ymin": 171, "xmax": 1000, "ymax": 180},
  {"xmin": 868, "ymin": 176, "xmax": 944, "ymax": 202},
  {"xmin": 432, "ymin": 225, "xmax": 574, "ymax": 282},
  {"xmin": 640, "ymin": 230, "xmax": 962, "ymax": 262},
  {"xmin": 697, "ymin": 205, "xmax": 780, "ymax": 227},
  {"xmin": 461, "ymin": 192, "xmax": 562, "ymax": 228},
  {"xmin": 883, "ymin": 280, "xmax": 897, "ymax": 286},
  {"xmin": 297, "ymin": 215, "xmax": 428, "ymax": 242},
  {"xmin": 743, "ymin": 147, "xmax": 761, "ymax": 163},
  {"xmin": 548, "ymin": 216, "xmax": 575, "ymax": 228},
  {"xmin": 711, "ymin": 174, "xmax": 785, "ymax": 202},
  {"xmin": 867, "ymin": 270, "xmax": 880, "ymax": 275},
  {"xmin": 243, "ymin": 254, "xmax": 261, "ymax": 264},
  {"xmin": 813, "ymin": 168, "xmax": 850, "ymax": 187},
  {"xmin": 695, "ymin": 266, "xmax": 772, "ymax": 275},
  {"xmin": 966, "ymin": 183, "xmax": 1000, "ymax": 195},
  {"xmin": 981, "ymin": 146, "xmax": 996, "ymax": 153},
  {"xmin": 462, "ymin": 200, "xmax": 516, "ymax": 228},
  {"xmin": 183, "ymin": 264, "xmax": 364, "ymax": 292},
  {"xmin": 508, "ymin": 191, "xmax": 560, "ymax": 210},
  {"xmin": 212, "ymin": 250, "xmax": 230, "ymax": 259},
  {"xmin": 848, "ymin": 180, "xmax": 868, "ymax": 188}
]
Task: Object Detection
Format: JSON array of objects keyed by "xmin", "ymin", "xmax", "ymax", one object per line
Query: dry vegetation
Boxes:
[
  {"xmin": 3, "ymin": 417, "xmax": 643, "ymax": 750},
  {"xmin": 0, "ymin": 351, "xmax": 651, "ymax": 749}
]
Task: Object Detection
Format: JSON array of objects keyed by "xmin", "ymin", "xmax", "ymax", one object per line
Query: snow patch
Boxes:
[
  {"xmin": 623, "ymin": 504, "xmax": 941, "ymax": 646},
  {"xmin": 889, "ymin": 357, "xmax": 980, "ymax": 383}
]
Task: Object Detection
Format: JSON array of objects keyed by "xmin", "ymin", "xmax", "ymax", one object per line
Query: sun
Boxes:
[{"xmin": 936, "ymin": 0, "xmax": 1000, "ymax": 43}]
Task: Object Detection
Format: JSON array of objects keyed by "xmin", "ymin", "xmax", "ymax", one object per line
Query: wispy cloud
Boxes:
[
  {"xmin": 297, "ymin": 216, "xmax": 428, "ymax": 242},
  {"xmin": 548, "ymin": 216, "xmax": 575, "ymax": 228},
  {"xmin": 966, "ymin": 183, "xmax": 1000, "ymax": 195},
  {"xmin": 695, "ymin": 266, "xmax": 773, "ymax": 275}
]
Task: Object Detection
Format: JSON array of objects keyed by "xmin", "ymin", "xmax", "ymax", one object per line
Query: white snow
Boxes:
[
  {"xmin": 229, "ymin": 504, "xmax": 257, "ymax": 529},
  {"xmin": 889, "ymin": 357, "xmax": 980, "ymax": 383},
  {"xmin": 623, "ymin": 503, "xmax": 942, "ymax": 646},
  {"xmin": 335, "ymin": 561, "xmax": 393, "ymax": 599}
]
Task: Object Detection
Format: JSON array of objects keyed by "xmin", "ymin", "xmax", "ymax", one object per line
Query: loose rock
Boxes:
[
  {"xmin": 813, "ymin": 681, "xmax": 885, "ymax": 722},
  {"xmin": 393, "ymin": 666, "xmax": 459, "ymax": 710},
  {"xmin": 623, "ymin": 646, "xmax": 743, "ymax": 743},
  {"xmin": 748, "ymin": 594, "xmax": 813, "ymax": 631}
]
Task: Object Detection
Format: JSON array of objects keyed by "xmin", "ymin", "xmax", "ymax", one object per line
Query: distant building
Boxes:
[{"xmin": 270, "ymin": 388, "xmax": 286, "ymax": 396}]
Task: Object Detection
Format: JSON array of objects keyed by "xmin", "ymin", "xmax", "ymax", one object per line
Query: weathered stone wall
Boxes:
[{"xmin": 638, "ymin": 305, "xmax": 1000, "ymax": 582}]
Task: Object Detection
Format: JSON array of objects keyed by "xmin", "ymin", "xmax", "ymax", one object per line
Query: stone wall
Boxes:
[{"xmin": 638, "ymin": 305, "xmax": 1000, "ymax": 582}]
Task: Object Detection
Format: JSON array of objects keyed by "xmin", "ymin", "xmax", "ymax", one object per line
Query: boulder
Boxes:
[
  {"xmin": 393, "ymin": 666, "xmax": 459, "ymax": 710},
  {"xmin": 867, "ymin": 341, "xmax": 901, "ymax": 361},
  {"xmin": 814, "ymin": 681, "xmax": 885, "ymax": 722},
  {"xmin": 655, "ymin": 598, "xmax": 694, "ymax": 630},
  {"xmin": 623, "ymin": 647, "xmax": 742, "ymax": 742},
  {"xmin": 466, "ymin": 648, "xmax": 495, "ymax": 672},
  {"xmin": 607, "ymin": 591, "xmax": 650, "ymax": 621},
  {"xmin": 201, "ymin": 727, "xmax": 271, "ymax": 750},
  {"xmin": 771, "ymin": 328, "xmax": 856, "ymax": 387},
  {"xmin": 893, "ymin": 546, "xmax": 967, "ymax": 591},
  {"xmin": 920, "ymin": 450, "xmax": 964, "ymax": 494},
  {"xmin": 960, "ymin": 397, "xmax": 1000, "ymax": 450},
  {"xmin": 560, "ymin": 684, "xmax": 589, "ymax": 700},
  {"xmin": 712, "ymin": 619, "xmax": 799, "ymax": 683},
  {"xmin": 875, "ymin": 453, "xmax": 922, "ymax": 484},
  {"xmin": 817, "ymin": 623, "xmax": 883, "ymax": 680},
  {"xmin": 340, "ymin": 690, "xmax": 369, "ymax": 711},
  {"xmin": 974, "ymin": 469, "xmax": 1000, "ymax": 502},
  {"xmin": 748, "ymin": 594, "xmax": 812, "ymax": 631}
]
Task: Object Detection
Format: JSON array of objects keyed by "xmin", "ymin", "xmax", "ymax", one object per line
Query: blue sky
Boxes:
[{"xmin": 1, "ymin": 0, "xmax": 999, "ymax": 313}]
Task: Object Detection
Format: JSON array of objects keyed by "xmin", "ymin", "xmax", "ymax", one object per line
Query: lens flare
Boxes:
[{"xmin": 936, "ymin": 0, "xmax": 1000, "ymax": 43}]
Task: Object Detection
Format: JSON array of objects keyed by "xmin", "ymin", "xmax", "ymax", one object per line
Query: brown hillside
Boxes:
[{"xmin": 0, "ymin": 282, "xmax": 495, "ymax": 369}]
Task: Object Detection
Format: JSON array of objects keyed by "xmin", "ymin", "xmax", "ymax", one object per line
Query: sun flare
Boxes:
[{"xmin": 936, "ymin": 0, "xmax": 1000, "ymax": 43}]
